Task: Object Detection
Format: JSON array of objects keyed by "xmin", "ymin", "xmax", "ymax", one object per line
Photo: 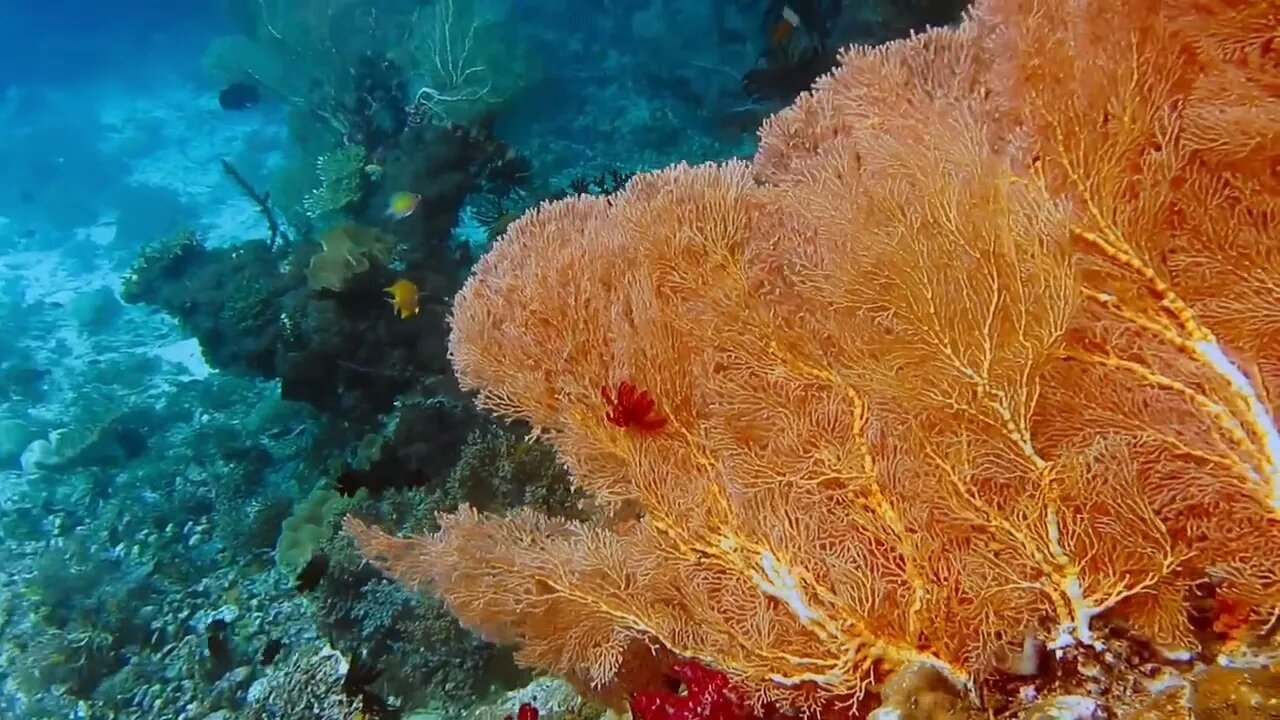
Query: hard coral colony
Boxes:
[{"xmin": 348, "ymin": 0, "xmax": 1280, "ymax": 718}]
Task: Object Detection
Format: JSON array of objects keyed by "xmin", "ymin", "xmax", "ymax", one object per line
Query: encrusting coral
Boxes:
[
  {"xmin": 305, "ymin": 222, "xmax": 396, "ymax": 292},
  {"xmin": 348, "ymin": 0, "xmax": 1279, "ymax": 716}
]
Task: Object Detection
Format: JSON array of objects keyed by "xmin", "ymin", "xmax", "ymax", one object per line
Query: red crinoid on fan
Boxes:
[{"xmin": 601, "ymin": 380, "xmax": 667, "ymax": 432}]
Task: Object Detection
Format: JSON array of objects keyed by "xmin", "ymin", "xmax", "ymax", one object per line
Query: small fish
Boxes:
[
  {"xmin": 294, "ymin": 552, "xmax": 330, "ymax": 593},
  {"xmin": 385, "ymin": 191, "xmax": 421, "ymax": 220},
  {"xmin": 342, "ymin": 654, "xmax": 398, "ymax": 718},
  {"xmin": 770, "ymin": 5, "xmax": 803, "ymax": 47},
  {"xmin": 260, "ymin": 637, "xmax": 284, "ymax": 666},
  {"xmin": 385, "ymin": 278, "xmax": 421, "ymax": 319},
  {"xmin": 206, "ymin": 619, "xmax": 234, "ymax": 679},
  {"xmin": 335, "ymin": 469, "xmax": 367, "ymax": 498},
  {"xmin": 218, "ymin": 81, "xmax": 261, "ymax": 111}
]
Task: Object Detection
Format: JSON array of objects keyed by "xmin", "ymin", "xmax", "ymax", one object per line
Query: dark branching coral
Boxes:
[
  {"xmin": 334, "ymin": 396, "xmax": 480, "ymax": 498},
  {"xmin": 455, "ymin": 116, "xmax": 534, "ymax": 199},
  {"xmin": 340, "ymin": 52, "xmax": 411, "ymax": 154},
  {"xmin": 742, "ymin": 44, "xmax": 838, "ymax": 102},
  {"xmin": 221, "ymin": 158, "xmax": 291, "ymax": 248},
  {"xmin": 474, "ymin": 167, "xmax": 633, "ymax": 247},
  {"xmin": 855, "ymin": 0, "xmax": 972, "ymax": 41}
]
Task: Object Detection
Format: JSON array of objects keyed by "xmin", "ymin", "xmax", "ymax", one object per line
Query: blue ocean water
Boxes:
[{"xmin": 0, "ymin": 1, "xmax": 969, "ymax": 718}]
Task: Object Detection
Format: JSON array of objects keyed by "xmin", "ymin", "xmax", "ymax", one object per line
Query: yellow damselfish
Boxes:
[
  {"xmin": 385, "ymin": 191, "xmax": 420, "ymax": 220},
  {"xmin": 384, "ymin": 278, "xmax": 420, "ymax": 319}
]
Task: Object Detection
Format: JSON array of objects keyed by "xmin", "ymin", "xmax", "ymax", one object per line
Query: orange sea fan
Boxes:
[
  {"xmin": 351, "ymin": 0, "xmax": 1280, "ymax": 714},
  {"xmin": 754, "ymin": 21, "xmax": 992, "ymax": 184}
]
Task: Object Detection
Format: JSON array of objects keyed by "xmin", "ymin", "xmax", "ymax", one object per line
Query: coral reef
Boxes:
[
  {"xmin": 276, "ymin": 403, "xmax": 586, "ymax": 715},
  {"xmin": 121, "ymin": 218, "xmax": 452, "ymax": 419},
  {"xmin": 349, "ymin": 0, "xmax": 1280, "ymax": 715},
  {"xmin": 14, "ymin": 0, "xmax": 1273, "ymax": 718},
  {"xmin": 205, "ymin": 0, "xmax": 539, "ymax": 247},
  {"xmin": 0, "ymin": 374, "xmax": 320, "ymax": 719},
  {"xmin": 122, "ymin": 231, "xmax": 296, "ymax": 377}
]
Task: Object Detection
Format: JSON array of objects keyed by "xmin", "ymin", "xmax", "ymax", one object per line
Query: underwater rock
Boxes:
[
  {"xmin": 19, "ymin": 438, "xmax": 56, "ymax": 474},
  {"xmin": 66, "ymin": 286, "xmax": 124, "ymax": 331},
  {"xmin": 0, "ymin": 417, "xmax": 36, "ymax": 466}
]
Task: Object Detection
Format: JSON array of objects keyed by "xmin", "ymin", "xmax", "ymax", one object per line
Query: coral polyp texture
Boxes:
[{"xmin": 347, "ymin": 0, "xmax": 1279, "ymax": 715}]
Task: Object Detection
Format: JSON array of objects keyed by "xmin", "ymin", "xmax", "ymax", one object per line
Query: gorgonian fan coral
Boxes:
[{"xmin": 349, "ymin": 0, "xmax": 1280, "ymax": 715}]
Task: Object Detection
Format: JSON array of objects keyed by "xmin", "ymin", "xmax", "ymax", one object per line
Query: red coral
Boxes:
[
  {"xmin": 601, "ymin": 381, "xmax": 667, "ymax": 432},
  {"xmin": 630, "ymin": 661, "xmax": 768, "ymax": 720}
]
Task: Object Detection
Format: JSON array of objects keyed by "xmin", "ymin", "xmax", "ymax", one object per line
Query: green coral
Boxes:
[
  {"xmin": 120, "ymin": 230, "xmax": 203, "ymax": 306},
  {"xmin": 303, "ymin": 144, "xmax": 369, "ymax": 219},
  {"xmin": 352, "ymin": 432, "xmax": 384, "ymax": 470},
  {"xmin": 276, "ymin": 484, "xmax": 347, "ymax": 575}
]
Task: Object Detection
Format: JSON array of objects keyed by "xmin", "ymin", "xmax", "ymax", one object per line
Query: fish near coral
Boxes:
[
  {"xmin": 218, "ymin": 81, "xmax": 260, "ymax": 111},
  {"xmin": 769, "ymin": 5, "xmax": 803, "ymax": 47},
  {"xmin": 385, "ymin": 279, "xmax": 421, "ymax": 319},
  {"xmin": 259, "ymin": 637, "xmax": 283, "ymax": 666},
  {"xmin": 294, "ymin": 551, "xmax": 330, "ymax": 593},
  {"xmin": 385, "ymin": 191, "xmax": 421, "ymax": 221}
]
